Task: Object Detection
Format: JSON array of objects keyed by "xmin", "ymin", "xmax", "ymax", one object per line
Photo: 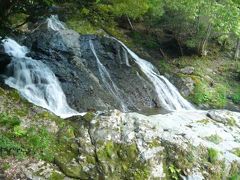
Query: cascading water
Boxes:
[
  {"xmin": 113, "ymin": 38, "xmax": 194, "ymax": 111},
  {"xmin": 46, "ymin": 15, "xmax": 66, "ymax": 31},
  {"xmin": 89, "ymin": 40, "xmax": 128, "ymax": 112},
  {"xmin": 2, "ymin": 38, "xmax": 81, "ymax": 118}
]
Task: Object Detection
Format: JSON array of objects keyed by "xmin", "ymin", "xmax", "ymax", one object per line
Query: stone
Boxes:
[
  {"xmin": 180, "ymin": 66, "xmax": 195, "ymax": 75},
  {"xmin": 19, "ymin": 25, "xmax": 159, "ymax": 112},
  {"xmin": 180, "ymin": 77, "xmax": 195, "ymax": 96},
  {"xmin": 0, "ymin": 44, "xmax": 11, "ymax": 74},
  {"xmin": 207, "ymin": 110, "xmax": 240, "ymax": 127}
]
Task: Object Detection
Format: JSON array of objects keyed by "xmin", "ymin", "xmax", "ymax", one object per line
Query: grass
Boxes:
[
  {"xmin": 189, "ymin": 80, "xmax": 227, "ymax": 108},
  {"xmin": 170, "ymin": 55, "xmax": 240, "ymax": 108},
  {"xmin": 206, "ymin": 134, "xmax": 223, "ymax": 144},
  {"xmin": 66, "ymin": 19, "xmax": 99, "ymax": 35},
  {"xmin": 227, "ymin": 118, "xmax": 237, "ymax": 127},
  {"xmin": 232, "ymin": 148, "xmax": 240, "ymax": 157},
  {"xmin": 168, "ymin": 164, "xmax": 181, "ymax": 180},
  {"xmin": 0, "ymin": 113, "xmax": 57, "ymax": 161},
  {"xmin": 208, "ymin": 148, "xmax": 219, "ymax": 164}
]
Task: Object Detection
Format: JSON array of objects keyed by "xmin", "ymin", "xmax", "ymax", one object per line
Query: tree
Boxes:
[{"xmin": 0, "ymin": 0, "xmax": 54, "ymax": 34}]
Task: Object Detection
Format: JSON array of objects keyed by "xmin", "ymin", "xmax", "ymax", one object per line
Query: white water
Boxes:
[
  {"xmin": 89, "ymin": 40, "xmax": 128, "ymax": 112},
  {"xmin": 2, "ymin": 38, "xmax": 81, "ymax": 118},
  {"xmin": 113, "ymin": 38, "xmax": 194, "ymax": 111},
  {"xmin": 47, "ymin": 15, "xmax": 65, "ymax": 31}
]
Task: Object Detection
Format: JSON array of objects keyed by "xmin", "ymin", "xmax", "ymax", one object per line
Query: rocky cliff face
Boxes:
[{"xmin": 20, "ymin": 26, "xmax": 158, "ymax": 113}]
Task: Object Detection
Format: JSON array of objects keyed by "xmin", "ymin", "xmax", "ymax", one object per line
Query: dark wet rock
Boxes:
[
  {"xmin": 21, "ymin": 26, "xmax": 159, "ymax": 112},
  {"xmin": 0, "ymin": 44, "xmax": 11, "ymax": 74}
]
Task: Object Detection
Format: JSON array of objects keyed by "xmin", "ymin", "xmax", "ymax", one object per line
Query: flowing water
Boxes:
[
  {"xmin": 2, "ymin": 38, "xmax": 81, "ymax": 118},
  {"xmin": 113, "ymin": 38, "xmax": 194, "ymax": 111},
  {"xmin": 46, "ymin": 15, "xmax": 66, "ymax": 31},
  {"xmin": 1, "ymin": 16, "xmax": 194, "ymax": 118},
  {"xmin": 89, "ymin": 40, "xmax": 128, "ymax": 112}
]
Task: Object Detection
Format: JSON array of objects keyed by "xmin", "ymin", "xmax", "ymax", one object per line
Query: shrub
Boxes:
[{"xmin": 208, "ymin": 148, "xmax": 219, "ymax": 164}]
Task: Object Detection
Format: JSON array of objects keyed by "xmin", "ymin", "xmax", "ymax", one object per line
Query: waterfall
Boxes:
[
  {"xmin": 46, "ymin": 15, "xmax": 65, "ymax": 31},
  {"xmin": 2, "ymin": 38, "xmax": 81, "ymax": 118},
  {"xmin": 113, "ymin": 38, "xmax": 194, "ymax": 111},
  {"xmin": 89, "ymin": 40, "xmax": 128, "ymax": 112}
]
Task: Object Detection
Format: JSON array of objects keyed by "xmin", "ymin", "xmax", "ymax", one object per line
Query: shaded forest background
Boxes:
[{"xmin": 1, "ymin": 0, "xmax": 240, "ymax": 58}]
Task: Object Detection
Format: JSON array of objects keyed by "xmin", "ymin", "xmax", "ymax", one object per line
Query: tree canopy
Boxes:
[{"xmin": 1, "ymin": 0, "xmax": 240, "ymax": 57}]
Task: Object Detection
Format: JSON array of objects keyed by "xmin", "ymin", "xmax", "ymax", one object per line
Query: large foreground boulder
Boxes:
[{"xmin": 2, "ymin": 109, "xmax": 240, "ymax": 179}]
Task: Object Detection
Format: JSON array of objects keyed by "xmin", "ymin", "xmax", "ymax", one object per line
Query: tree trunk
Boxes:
[
  {"xmin": 199, "ymin": 23, "xmax": 212, "ymax": 56},
  {"xmin": 176, "ymin": 38, "xmax": 184, "ymax": 56},
  {"xmin": 127, "ymin": 16, "xmax": 134, "ymax": 30},
  {"xmin": 234, "ymin": 38, "xmax": 240, "ymax": 60}
]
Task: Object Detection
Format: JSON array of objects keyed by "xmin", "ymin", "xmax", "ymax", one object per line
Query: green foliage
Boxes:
[
  {"xmin": 0, "ymin": 113, "xmax": 57, "ymax": 161},
  {"xmin": 23, "ymin": 127, "xmax": 56, "ymax": 161},
  {"xmin": 208, "ymin": 148, "xmax": 219, "ymax": 164},
  {"xmin": 206, "ymin": 134, "xmax": 223, "ymax": 144},
  {"xmin": 168, "ymin": 164, "xmax": 181, "ymax": 180},
  {"xmin": 190, "ymin": 79, "xmax": 227, "ymax": 108},
  {"xmin": 0, "ymin": 113, "xmax": 21, "ymax": 128},
  {"xmin": 232, "ymin": 148, "xmax": 240, "ymax": 157},
  {"xmin": 13, "ymin": 125, "xmax": 27, "ymax": 137},
  {"xmin": 110, "ymin": 0, "xmax": 149, "ymax": 19},
  {"xmin": 67, "ymin": 19, "xmax": 98, "ymax": 35},
  {"xmin": 0, "ymin": 134, "xmax": 24, "ymax": 157},
  {"xmin": 230, "ymin": 174, "xmax": 240, "ymax": 180},
  {"xmin": 227, "ymin": 118, "xmax": 237, "ymax": 127},
  {"xmin": 232, "ymin": 88, "xmax": 240, "ymax": 104}
]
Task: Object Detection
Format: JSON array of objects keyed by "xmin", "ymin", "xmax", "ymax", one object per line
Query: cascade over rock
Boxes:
[
  {"xmin": 2, "ymin": 38, "xmax": 80, "ymax": 118},
  {"xmin": 18, "ymin": 16, "xmax": 193, "ymax": 113}
]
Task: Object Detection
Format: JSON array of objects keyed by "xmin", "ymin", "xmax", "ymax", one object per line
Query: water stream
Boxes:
[
  {"xmin": 2, "ymin": 38, "xmax": 81, "ymax": 118},
  {"xmin": 113, "ymin": 38, "xmax": 194, "ymax": 111},
  {"xmin": 89, "ymin": 40, "xmax": 128, "ymax": 112}
]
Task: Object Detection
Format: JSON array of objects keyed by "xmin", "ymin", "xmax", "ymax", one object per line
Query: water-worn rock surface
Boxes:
[
  {"xmin": 21, "ymin": 26, "xmax": 159, "ymax": 112},
  {"xmin": 1, "ymin": 108, "xmax": 240, "ymax": 179}
]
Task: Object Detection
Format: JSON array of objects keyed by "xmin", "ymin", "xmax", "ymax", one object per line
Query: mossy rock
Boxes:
[
  {"xmin": 96, "ymin": 141, "xmax": 150, "ymax": 179},
  {"xmin": 49, "ymin": 171, "xmax": 65, "ymax": 180}
]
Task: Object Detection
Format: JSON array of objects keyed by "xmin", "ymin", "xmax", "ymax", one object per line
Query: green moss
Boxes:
[
  {"xmin": 96, "ymin": 141, "xmax": 150, "ymax": 179},
  {"xmin": 9, "ymin": 13, "xmax": 28, "ymax": 28},
  {"xmin": 197, "ymin": 119, "xmax": 210, "ymax": 124},
  {"xmin": 82, "ymin": 112, "xmax": 95, "ymax": 122},
  {"xmin": 7, "ymin": 90, "xmax": 21, "ymax": 102},
  {"xmin": 227, "ymin": 118, "xmax": 237, "ymax": 127},
  {"xmin": 189, "ymin": 79, "xmax": 227, "ymax": 108},
  {"xmin": 168, "ymin": 164, "xmax": 181, "ymax": 180},
  {"xmin": 0, "ymin": 113, "xmax": 60, "ymax": 162},
  {"xmin": 231, "ymin": 148, "xmax": 240, "ymax": 157},
  {"xmin": 0, "ymin": 113, "xmax": 21, "ymax": 128},
  {"xmin": 66, "ymin": 19, "xmax": 99, "ymax": 35},
  {"xmin": 14, "ymin": 108, "xmax": 28, "ymax": 117},
  {"xmin": 49, "ymin": 171, "xmax": 65, "ymax": 180},
  {"xmin": 160, "ymin": 142, "xmax": 198, "ymax": 180},
  {"xmin": 232, "ymin": 88, "xmax": 240, "ymax": 104},
  {"xmin": 230, "ymin": 174, "xmax": 240, "ymax": 180},
  {"xmin": 149, "ymin": 139, "xmax": 161, "ymax": 148},
  {"xmin": 0, "ymin": 134, "xmax": 24, "ymax": 157},
  {"xmin": 206, "ymin": 134, "xmax": 223, "ymax": 144},
  {"xmin": 2, "ymin": 162, "xmax": 11, "ymax": 171},
  {"xmin": 208, "ymin": 148, "xmax": 219, "ymax": 164},
  {"xmin": 228, "ymin": 162, "xmax": 240, "ymax": 180}
]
